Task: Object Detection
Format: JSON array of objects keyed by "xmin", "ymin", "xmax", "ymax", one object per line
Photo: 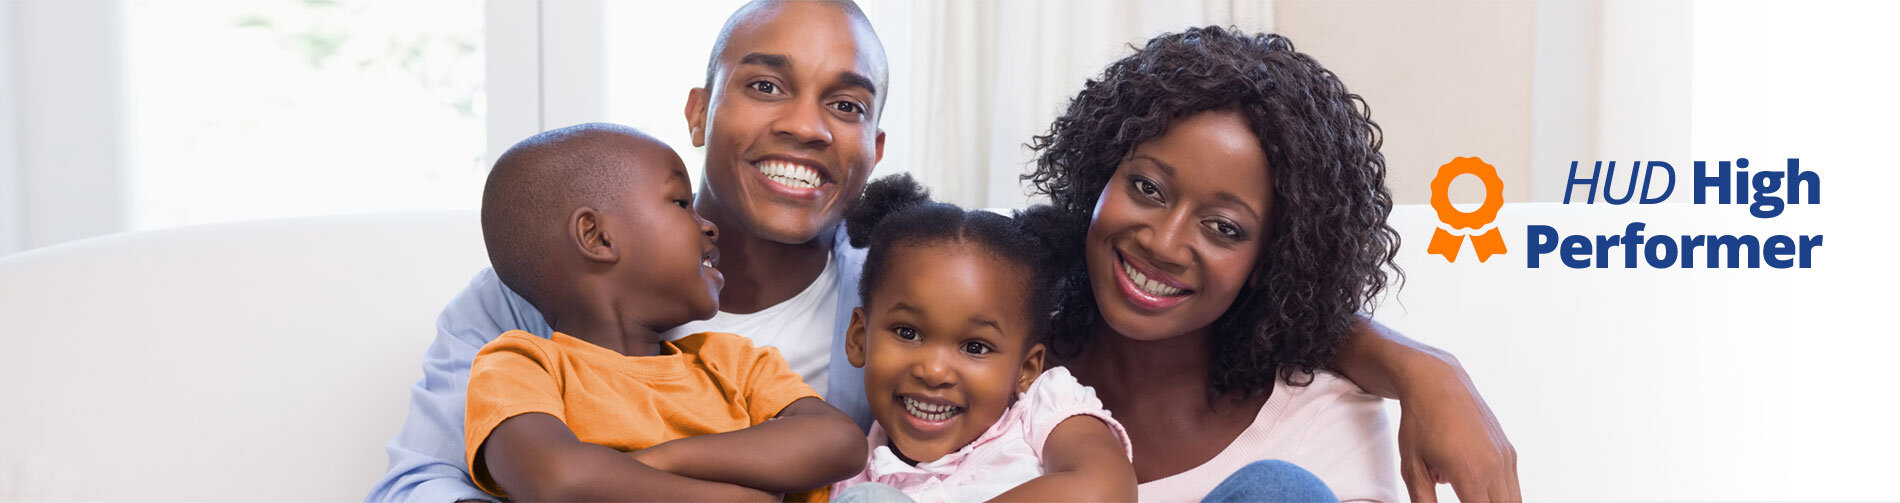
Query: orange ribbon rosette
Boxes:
[{"xmin": 1428, "ymin": 157, "xmax": 1507, "ymax": 263}]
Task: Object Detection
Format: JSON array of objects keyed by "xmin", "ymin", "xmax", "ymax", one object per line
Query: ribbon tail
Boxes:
[
  {"xmin": 1427, "ymin": 228, "xmax": 1465, "ymax": 263},
  {"xmin": 1471, "ymin": 228, "xmax": 1507, "ymax": 262}
]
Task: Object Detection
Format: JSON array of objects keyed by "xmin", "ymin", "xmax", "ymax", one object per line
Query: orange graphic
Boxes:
[{"xmin": 1428, "ymin": 157, "xmax": 1507, "ymax": 263}]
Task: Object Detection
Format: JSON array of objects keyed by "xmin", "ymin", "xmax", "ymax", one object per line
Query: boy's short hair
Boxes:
[{"xmin": 480, "ymin": 122, "xmax": 660, "ymax": 311}]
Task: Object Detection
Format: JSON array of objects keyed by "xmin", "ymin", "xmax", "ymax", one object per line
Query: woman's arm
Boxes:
[
  {"xmin": 479, "ymin": 413, "xmax": 776, "ymax": 502},
  {"xmin": 1334, "ymin": 318, "xmax": 1521, "ymax": 502},
  {"xmin": 988, "ymin": 415, "xmax": 1138, "ymax": 502},
  {"xmin": 624, "ymin": 397, "xmax": 869, "ymax": 494}
]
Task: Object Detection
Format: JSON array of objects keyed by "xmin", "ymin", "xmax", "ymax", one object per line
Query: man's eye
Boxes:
[
  {"xmin": 961, "ymin": 341, "xmax": 992, "ymax": 355},
  {"xmin": 894, "ymin": 327, "xmax": 920, "ymax": 341},
  {"xmin": 832, "ymin": 101, "xmax": 863, "ymax": 114},
  {"xmin": 749, "ymin": 81, "xmax": 780, "ymax": 94}
]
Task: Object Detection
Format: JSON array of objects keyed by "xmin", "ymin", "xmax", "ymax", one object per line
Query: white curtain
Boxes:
[{"xmin": 866, "ymin": 0, "xmax": 1274, "ymax": 209}]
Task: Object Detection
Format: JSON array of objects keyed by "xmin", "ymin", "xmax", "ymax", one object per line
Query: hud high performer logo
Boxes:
[{"xmin": 1428, "ymin": 156, "xmax": 1507, "ymax": 263}]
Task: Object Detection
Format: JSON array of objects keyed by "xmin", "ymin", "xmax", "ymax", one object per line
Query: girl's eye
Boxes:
[
  {"xmin": 1204, "ymin": 220, "xmax": 1243, "ymax": 238},
  {"xmin": 749, "ymin": 81, "xmax": 780, "ymax": 95},
  {"xmin": 894, "ymin": 327, "xmax": 920, "ymax": 341},
  {"xmin": 960, "ymin": 341, "xmax": 993, "ymax": 355},
  {"xmin": 674, "ymin": 199, "xmax": 691, "ymax": 209}
]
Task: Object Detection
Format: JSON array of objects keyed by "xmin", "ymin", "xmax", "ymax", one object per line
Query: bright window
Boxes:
[{"xmin": 125, "ymin": 0, "xmax": 486, "ymax": 230}]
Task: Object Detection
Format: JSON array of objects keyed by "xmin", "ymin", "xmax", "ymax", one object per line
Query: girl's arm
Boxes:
[
  {"xmin": 623, "ymin": 397, "xmax": 869, "ymax": 494},
  {"xmin": 1333, "ymin": 318, "xmax": 1521, "ymax": 502},
  {"xmin": 479, "ymin": 412, "xmax": 776, "ymax": 502},
  {"xmin": 988, "ymin": 415, "xmax": 1138, "ymax": 502}
]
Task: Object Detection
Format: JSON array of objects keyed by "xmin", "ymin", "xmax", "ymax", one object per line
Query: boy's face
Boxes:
[
  {"xmin": 845, "ymin": 244, "xmax": 1045, "ymax": 464},
  {"xmin": 687, "ymin": 1, "xmax": 886, "ymax": 245},
  {"xmin": 605, "ymin": 145, "xmax": 725, "ymax": 327}
]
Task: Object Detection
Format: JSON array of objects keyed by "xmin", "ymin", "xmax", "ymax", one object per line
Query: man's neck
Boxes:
[{"xmin": 697, "ymin": 199, "xmax": 835, "ymax": 315}]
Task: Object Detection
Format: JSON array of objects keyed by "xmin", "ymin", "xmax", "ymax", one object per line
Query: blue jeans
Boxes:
[{"xmin": 1203, "ymin": 460, "xmax": 1338, "ymax": 503}]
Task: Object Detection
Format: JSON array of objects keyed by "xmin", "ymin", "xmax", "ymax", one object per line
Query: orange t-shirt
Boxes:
[{"xmin": 464, "ymin": 330, "xmax": 821, "ymax": 499}]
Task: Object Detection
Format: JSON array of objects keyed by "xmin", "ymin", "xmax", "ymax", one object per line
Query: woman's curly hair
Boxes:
[{"xmin": 1024, "ymin": 27, "xmax": 1402, "ymax": 399}]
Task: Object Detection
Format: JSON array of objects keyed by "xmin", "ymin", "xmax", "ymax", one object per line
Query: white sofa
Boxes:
[{"xmin": 0, "ymin": 203, "xmax": 1886, "ymax": 501}]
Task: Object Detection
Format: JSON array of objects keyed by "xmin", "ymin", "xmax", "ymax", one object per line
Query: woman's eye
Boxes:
[
  {"xmin": 1205, "ymin": 220, "xmax": 1243, "ymax": 238},
  {"xmin": 749, "ymin": 81, "xmax": 780, "ymax": 94},
  {"xmin": 960, "ymin": 341, "xmax": 992, "ymax": 355},
  {"xmin": 1133, "ymin": 178, "xmax": 1161, "ymax": 200},
  {"xmin": 894, "ymin": 327, "xmax": 920, "ymax": 341}
]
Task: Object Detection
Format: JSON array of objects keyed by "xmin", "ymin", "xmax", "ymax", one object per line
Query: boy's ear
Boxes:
[
  {"xmin": 845, "ymin": 308, "xmax": 868, "ymax": 368},
  {"xmin": 1016, "ymin": 343, "xmax": 1046, "ymax": 394},
  {"xmin": 571, "ymin": 207, "xmax": 618, "ymax": 264},
  {"xmin": 685, "ymin": 87, "xmax": 711, "ymax": 147}
]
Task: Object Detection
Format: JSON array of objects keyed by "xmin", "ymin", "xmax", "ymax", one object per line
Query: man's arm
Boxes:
[
  {"xmin": 480, "ymin": 413, "xmax": 775, "ymax": 502},
  {"xmin": 1333, "ymin": 317, "xmax": 1521, "ymax": 502},
  {"xmin": 367, "ymin": 269, "xmax": 550, "ymax": 503},
  {"xmin": 625, "ymin": 397, "xmax": 868, "ymax": 493},
  {"xmin": 987, "ymin": 415, "xmax": 1137, "ymax": 502}
]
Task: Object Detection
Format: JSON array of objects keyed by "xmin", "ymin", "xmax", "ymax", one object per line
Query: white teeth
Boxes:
[
  {"xmin": 754, "ymin": 160, "xmax": 823, "ymax": 189},
  {"xmin": 901, "ymin": 396, "xmax": 962, "ymax": 422},
  {"xmin": 702, "ymin": 258, "xmax": 713, "ymax": 268},
  {"xmin": 1122, "ymin": 258, "xmax": 1186, "ymax": 297}
]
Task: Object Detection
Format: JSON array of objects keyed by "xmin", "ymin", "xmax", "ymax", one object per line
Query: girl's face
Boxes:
[
  {"xmin": 846, "ymin": 243, "xmax": 1046, "ymax": 463},
  {"xmin": 1084, "ymin": 109, "xmax": 1274, "ymax": 341}
]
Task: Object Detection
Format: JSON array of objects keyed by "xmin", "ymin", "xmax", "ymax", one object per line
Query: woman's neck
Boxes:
[
  {"xmin": 696, "ymin": 197, "xmax": 834, "ymax": 315},
  {"xmin": 1078, "ymin": 321, "xmax": 1215, "ymax": 402}
]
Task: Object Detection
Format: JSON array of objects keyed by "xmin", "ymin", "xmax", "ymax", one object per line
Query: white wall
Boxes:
[
  {"xmin": 0, "ymin": 1, "xmax": 19, "ymax": 254},
  {"xmin": 3, "ymin": 0, "xmax": 129, "ymax": 251}
]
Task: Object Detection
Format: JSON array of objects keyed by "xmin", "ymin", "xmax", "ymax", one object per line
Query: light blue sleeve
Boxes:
[
  {"xmin": 828, "ymin": 228, "xmax": 873, "ymax": 431},
  {"xmin": 366, "ymin": 268, "xmax": 550, "ymax": 503}
]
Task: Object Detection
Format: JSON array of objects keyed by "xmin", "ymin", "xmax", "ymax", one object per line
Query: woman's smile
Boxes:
[{"xmin": 1113, "ymin": 250, "xmax": 1194, "ymax": 311}]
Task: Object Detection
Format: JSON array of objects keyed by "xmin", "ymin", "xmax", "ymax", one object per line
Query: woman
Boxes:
[{"xmin": 1025, "ymin": 27, "xmax": 1518, "ymax": 501}]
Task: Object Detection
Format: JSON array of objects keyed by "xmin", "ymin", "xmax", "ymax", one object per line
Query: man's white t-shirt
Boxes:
[{"xmin": 662, "ymin": 253, "xmax": 840, "ymax": 397}]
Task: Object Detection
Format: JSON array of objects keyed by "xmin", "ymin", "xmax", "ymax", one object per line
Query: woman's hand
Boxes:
[
  {"xmin": 1333, "ymin": 318, "xmax": 1520, "ymax": 501},
  {"xmin": 1395, "ymin": 358, "xmax": 1519, "ymax": 502}
]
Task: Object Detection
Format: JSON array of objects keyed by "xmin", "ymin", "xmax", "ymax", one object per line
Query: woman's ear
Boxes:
[
  {"xmin": 571, "ymin": 207, "xmax": 618, "ymax": 264},
  {"xmin": 845, "ymin": 308, "xmax": 869, "ymax": 368},
  {"xmin": 1017, "ymin": 342, "xmax": 1047, "ymax": 394}
]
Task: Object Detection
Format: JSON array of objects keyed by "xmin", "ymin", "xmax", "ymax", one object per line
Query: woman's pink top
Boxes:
[
  {"xmin": 1137, "ymin": 371, "xmax": 1400, "ymax": 502},
  {"xmin": 832, "ymin": 367, "xmax": 1133, "ymax": 503}
]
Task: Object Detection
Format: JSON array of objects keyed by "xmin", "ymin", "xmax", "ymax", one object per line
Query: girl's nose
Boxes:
[{"xmin": 910, "ymin": 350, "xmax": 956, "ymax": 388}]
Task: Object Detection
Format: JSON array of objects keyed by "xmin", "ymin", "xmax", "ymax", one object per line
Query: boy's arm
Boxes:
[
  {"xmin": 480, "ymin": 412, "xmax": 777, "ymax": 502},
  {"xmin": 625, "ymin": 397, "xmax": 868, "ymax": 493},
  {"xmin": 1333, "ymin": 317, "xmax": 1521, "ymax": 502},
  {"xmin": 988, "ymin": 415, "xmax": 1137, "ymax": 502}
]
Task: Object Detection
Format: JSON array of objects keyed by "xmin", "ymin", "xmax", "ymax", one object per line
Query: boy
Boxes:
[{"xmin": 463, "ymin": 123, "xmax": 865, "ymax": 501}]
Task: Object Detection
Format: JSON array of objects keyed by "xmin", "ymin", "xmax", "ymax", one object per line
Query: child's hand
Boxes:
[{"xmin": 627, "ymin": 442, "xmax": 678, "ymax": 473}]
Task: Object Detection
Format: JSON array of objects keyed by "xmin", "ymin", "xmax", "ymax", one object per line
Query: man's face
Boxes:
[{"xmin": 687, "ymin": 2, "xmax": 887, "ymax": 245}]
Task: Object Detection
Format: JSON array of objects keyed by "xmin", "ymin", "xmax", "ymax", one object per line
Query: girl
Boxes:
[{"xmin": 832, "ymin": 174, "xmax": 1138, "ymax": 502}]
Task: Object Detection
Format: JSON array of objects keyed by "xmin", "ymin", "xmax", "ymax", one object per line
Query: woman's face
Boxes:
[{"xmin": 1085, "ymin": 109, "xmax": 1274, "ymax": 341}]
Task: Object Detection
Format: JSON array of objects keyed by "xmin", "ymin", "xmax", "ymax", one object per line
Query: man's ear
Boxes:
[
  {"xmin": 873, "ymin": 129, "xmax": 886, "ymax": 165},
  {"xmin": 845, "ymin": 308, "xmax": 869, "ymax": 368},
  {"xmin": 685, "ymin": 87, "xmax": 711, "ymax": 147},
  {"xmin": 571, "ymin": 207, "xmax": 618, "ymax": 264},
  {"xmin": 1017, "ymin": 342, "xmax": 1046, "ymax": 394}
]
